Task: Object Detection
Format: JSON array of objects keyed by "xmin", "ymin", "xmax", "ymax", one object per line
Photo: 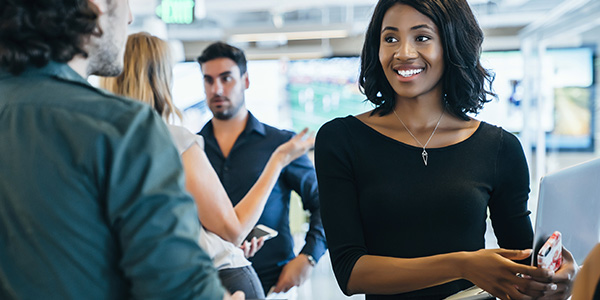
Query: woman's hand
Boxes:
[
  {"xmin": 272, "ymin": 128, "xmax": 314, "ymax": 166},
  {"xmin": 532, "ymin": 247, "xmax": 578, "ymax": 300},
  {"xmin": 461, "ymin": 249, "xmax": 556, "ymax": 300},
  {"xmin": 223, "ymin": 291, "xmax": 245, "ymax": 300},
  {"xmin": 240, "ymin": 236, "xmax": 266, "ymax": 258}
]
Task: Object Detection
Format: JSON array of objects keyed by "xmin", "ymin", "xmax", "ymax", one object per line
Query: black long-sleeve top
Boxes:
[{"xmin": 314, "ymin": 116, "xmax": 533, "ymax": 299}]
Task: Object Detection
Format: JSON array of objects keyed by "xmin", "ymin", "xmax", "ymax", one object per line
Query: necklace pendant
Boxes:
[{"xmin": 421, "ymin": 149, "xmax": 428, "ymax": 166}]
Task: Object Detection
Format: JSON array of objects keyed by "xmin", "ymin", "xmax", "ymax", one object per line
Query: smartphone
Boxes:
[
  {"xmin": 537, "ymin": 231, "xmax": 562, "ymax": 272},
  {"xmin": 245, "ymin": 224, "xmax": 278, "ymax": 242}
]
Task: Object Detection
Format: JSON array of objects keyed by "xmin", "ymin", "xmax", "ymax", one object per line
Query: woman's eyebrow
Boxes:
[{"xmin": 381, "ymin": 24, "xmax": 435, "ymax": 34}]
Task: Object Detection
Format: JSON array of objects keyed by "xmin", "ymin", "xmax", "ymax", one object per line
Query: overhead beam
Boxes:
[
  {"xmin": 520, "ymin": 0, "xmax": 600, "ymax": 39},
  {"xmin": 204, "ymin": 0, "xmax": 377, "ymax": 13}
]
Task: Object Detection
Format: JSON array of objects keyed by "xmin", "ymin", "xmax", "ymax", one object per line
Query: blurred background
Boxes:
[{"xmin": 120, "ymin": 1, "xmax": 599, "ymax": 298}]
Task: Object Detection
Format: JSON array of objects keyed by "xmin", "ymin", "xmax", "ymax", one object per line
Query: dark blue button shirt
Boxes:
[{"xmin": 199, "ymin": 112, "xmax": 327, "ymax": 290}]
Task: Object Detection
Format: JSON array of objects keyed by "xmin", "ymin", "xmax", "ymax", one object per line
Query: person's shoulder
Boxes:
[
  {"xmin": 261, "ymin": 121, "xmax": 289, "ymax": 134},
  {"xmin": 314, "ymin": 116, "xmax": 361, "ymax": 158},
  {"xmin": 476, "ymin": 121, "xmax": 524, "ymax": 154},
  {"xmin": 167, "ymin": 124, "xmax": 193, "ymax": 136},
  {"xmin": 318, "ymin": 115, "xmax": 357, "ymax": 136},
  {"xmin": 55, "ymin": 80, "xmax": 162, "ymax": 141},
  {"xmin": 83, "ymin": 88, "xmax": 156, "ymax": 129},
  {"xmin": 326, "ymin": 115, "xmax": 357, "ymax": 125},
  {"xmin": 260, "ymin": 122, "xmax": 300, "ymax": 143},
  {"xmin": 82, "ymin": 86, "xmax": 149, "ymax": 117},
  {"xmin": 167, "ymin": 124, "xmax": 204, "ymax": 153},
  {"xmin": 50, "ymin": 74, "xmax": 150, "ymax": 118},
  {"xmin": 476, "ymin": 121, "xmax": 519, "ymax": 141},
  {"xmin": 13, "ymin": 71, "xmax": 152, "ymax": 126}
]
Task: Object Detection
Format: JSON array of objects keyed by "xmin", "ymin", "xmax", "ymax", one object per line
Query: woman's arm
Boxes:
[
  {"xmin": 181, "ymin": 129, "xmax": 313, "ymax": 246},
  {"xmin": 490, "ymin": 130, "xmax": 576, "ymax": 299},
  {"xmin": 315, "ymin": 119, "xmax": 553, "ymax": 299},
  {"xmin": 347, "ymin": 249, "xmax": 553, "ymax": 298}
]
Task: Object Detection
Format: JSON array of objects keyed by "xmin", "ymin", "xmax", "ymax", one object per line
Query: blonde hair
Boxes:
[{"xmin": 100, "ymin": 32, "xmax": 182, "ymax": 122}]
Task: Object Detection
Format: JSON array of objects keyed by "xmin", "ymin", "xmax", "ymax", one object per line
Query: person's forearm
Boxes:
[
  {"xmin": 299, "ymin": 212, "xmax": 326, "ymax": 260},
  {"xmin": 234, "ymin": 131, "xmax": 314, "ymax": 244},
  {"xmin": 195, "ymin": 132, "xmax": 311, "ymax": 246},
  {"xmin": 183, "ymin": 144, "xmax": 292, "ymax": 246},
  {"xmin": 232, "ymin": 152, "xmax": 287, "ymax": 244},
  {"xmin": 347, "ymin": 252, "xmax": 466, "ymax": 295}
]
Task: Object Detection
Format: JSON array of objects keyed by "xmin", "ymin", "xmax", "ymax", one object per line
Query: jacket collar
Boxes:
[{"xmin": 0, "ymin": 61, "xmax": 90, "ymax": 87}]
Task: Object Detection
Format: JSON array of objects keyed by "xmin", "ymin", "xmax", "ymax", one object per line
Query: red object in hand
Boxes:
[{"xmin": 537, "ymin": 231, "xmax": 562, "ymax": 271}]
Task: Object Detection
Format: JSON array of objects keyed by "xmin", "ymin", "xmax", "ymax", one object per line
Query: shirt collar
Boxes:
[
  {"xmin": 244, "ymin": 111, "xmax": 266, "ymax": 137},
  {"xmin": 203, "ymin": 111, "xmax": 266, "ymax": 138},
  {"xmin": 0, "ymin": 61, "xmax": 90, "ymax": 87}
]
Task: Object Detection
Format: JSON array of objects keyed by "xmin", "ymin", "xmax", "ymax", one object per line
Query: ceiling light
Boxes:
[{"xmin": 229, "ymin": 29, "xmax": 349, "ymax": 43}]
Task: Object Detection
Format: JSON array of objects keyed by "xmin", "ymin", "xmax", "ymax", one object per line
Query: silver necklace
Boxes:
[{"xmin": 392, "ymin": 109, "xmax": 444, "ymax": 166}]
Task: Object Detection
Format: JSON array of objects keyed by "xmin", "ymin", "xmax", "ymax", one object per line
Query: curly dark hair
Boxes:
[
  {"xmin": 359, "ymin": 0, "xmax": 496, "ymax": 120},
  {"xmin": 0, "ymin": 0, "xmax": 100, "ymax": 75},
  {"xmin": 197, "ymin": 42, "xmax": 248, "ymax": 75}
]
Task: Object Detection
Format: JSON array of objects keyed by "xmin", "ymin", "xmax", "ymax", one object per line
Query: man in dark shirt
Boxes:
[
  {"xmin": 0, "ymin": 1, "xmax": 240, "ymax": 299},
  {"xmin": 197, "ymin": 42, "xmax": 327, "ymax": 295}
]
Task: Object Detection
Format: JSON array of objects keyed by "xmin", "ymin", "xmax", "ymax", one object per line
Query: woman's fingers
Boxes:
[
  {"xmin": 515, "ymin": 275, "xmax": 557, "ymax": 298},
  {"xmin": 496, "ymin": 249, "xmax": 532, "ymax": 261}
]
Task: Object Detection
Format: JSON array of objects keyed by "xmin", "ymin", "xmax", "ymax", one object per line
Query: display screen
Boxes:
[
  {"xmin": 287, "ymin": 57, "xmax": 371, "ymax": 133},
  {"xmin": 479, "ymin": 47, "xmax": 595, "ymax": 150}
]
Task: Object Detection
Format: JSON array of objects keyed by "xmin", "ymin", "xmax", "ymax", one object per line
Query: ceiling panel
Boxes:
[{"xmin": 128, "ymin": 0, "xmax": 575, "ymax": 58}]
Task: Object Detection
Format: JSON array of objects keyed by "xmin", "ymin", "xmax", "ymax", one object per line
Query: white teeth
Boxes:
[{"xmin": 396, "ymin": 68, "xmax": 423, "ymax": 77}]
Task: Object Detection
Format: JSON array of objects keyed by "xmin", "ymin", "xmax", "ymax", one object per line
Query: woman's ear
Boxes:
[{"xmin": 88, "ymin": 0, "xmax": 107, "ymax": 14}]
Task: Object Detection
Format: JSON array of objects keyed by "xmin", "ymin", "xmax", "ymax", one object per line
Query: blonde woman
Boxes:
[{"xmin": 100, "ymin": 32, "xmax": 313, "ymax": 299}]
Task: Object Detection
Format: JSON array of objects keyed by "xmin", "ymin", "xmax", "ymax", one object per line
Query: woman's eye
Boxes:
[
  {"xmin": 416, "ymin": 36, "xmax": 431, "ymax": 42},
  {"xmin": 384, "ymin": 36, "xmax": 398, "ymax": 43}
]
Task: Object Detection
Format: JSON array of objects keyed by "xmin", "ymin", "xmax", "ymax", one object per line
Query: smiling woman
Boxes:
[
  {"xmin": 360, "ymin": 0, "xmax": 494, "ymax": 120},
  {"xmin": 378, "ymin": 4, "xmax": 445, "ymax": 102},
  {"xmin": 314, "ymin": 0, "xmax": 577, "ymax": 299}
]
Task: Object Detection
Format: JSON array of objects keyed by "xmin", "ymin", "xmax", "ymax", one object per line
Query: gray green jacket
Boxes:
[{"xmin": 0, "ymin": 62, "xmax": 224, "ymax": 299}]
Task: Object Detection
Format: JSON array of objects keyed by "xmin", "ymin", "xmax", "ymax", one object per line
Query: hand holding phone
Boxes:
[
  {"xmin": 245, "ymin": 224, "xmax": 278, "ymax": 242},
  {"xmin": 537, "ymin": 231, "xmax": 562, "ymax": 272}
]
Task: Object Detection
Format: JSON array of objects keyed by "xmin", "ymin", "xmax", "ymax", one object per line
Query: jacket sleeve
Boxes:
[
  {"xmin": 104, "ymin": 107, "xmax": 225, "ymax": 300},
  {"xmin": 282, "ymin": 146, "xmax": 328, "ymax": 262}
]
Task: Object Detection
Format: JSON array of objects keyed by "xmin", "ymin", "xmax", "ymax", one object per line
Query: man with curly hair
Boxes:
[{"xmin": 0, "ymin": 1, "xmax": 241, "ymax": 299}]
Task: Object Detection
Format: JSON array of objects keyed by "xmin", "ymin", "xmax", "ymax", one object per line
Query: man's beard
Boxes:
[
  {"xmin": 87, "ymin": 40, "xmax": 123, "ymax": 77},
  {"xmin": 211, "ymin": 97, "xmax": 243, "ymax": 120},
  {"xmin": 86, "ymin": 17, "xmax": 124, "ymax": 78}
]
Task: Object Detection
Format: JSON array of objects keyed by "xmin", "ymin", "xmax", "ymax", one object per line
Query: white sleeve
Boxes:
[{"xmin": 166, "ymin": 124, "xmax": 205, "ymax": 155}]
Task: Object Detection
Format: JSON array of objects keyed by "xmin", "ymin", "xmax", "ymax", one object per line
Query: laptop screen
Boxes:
[{"xmin": 532, "ymin": 158, "xmax": 600, "ymax": 265}]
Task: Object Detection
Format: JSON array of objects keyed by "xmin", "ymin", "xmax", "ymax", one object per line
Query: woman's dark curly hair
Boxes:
[
  {"xmin": 0, "ymin": 0, "xmax": 100, "ymax": 75},
  {"xmin": 359, "ymin": 0, "xmax": 496, "ymax": 120}
]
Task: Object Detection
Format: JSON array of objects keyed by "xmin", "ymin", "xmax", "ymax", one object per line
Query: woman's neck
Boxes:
[{"xmin": 393, "ymin": 94, "xmax": 446, "ymax": 129}]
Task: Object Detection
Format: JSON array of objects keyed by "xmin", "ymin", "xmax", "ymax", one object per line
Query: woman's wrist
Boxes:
[
  {"xmin": 267, "ymin": 150, "xmax": 289, "ymax": 171},
  {"xmin": 450, "ymin": 251, "xmax": 470, "ymax": 280}
]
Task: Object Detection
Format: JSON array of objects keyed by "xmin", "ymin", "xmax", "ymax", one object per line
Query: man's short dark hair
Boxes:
[
  {"xmin": 197, "ymin": 42, "xmax": 248, "ymax": 75},
  {"xmin": 360, "ymin": 0, "xmax": 496, "ymax": 120},
  {"xmin": 0, "ymin": 0, "xmax": 100, "ymax": 75}
]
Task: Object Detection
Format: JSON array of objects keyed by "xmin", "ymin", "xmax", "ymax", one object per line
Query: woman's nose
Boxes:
[{"xmin": 394, "ymin": 41, "xmax": 418, "ymax": 60}]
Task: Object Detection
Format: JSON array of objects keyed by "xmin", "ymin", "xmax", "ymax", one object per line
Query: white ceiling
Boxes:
[{"xmin": 128, "ymin": 0, "xmax": 599, "ymax": 60}]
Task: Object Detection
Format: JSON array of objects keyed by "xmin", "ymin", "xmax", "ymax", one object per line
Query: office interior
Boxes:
[{"xmin": 120, "ymin": 1, "xmax": 600, "ymax": 299}]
